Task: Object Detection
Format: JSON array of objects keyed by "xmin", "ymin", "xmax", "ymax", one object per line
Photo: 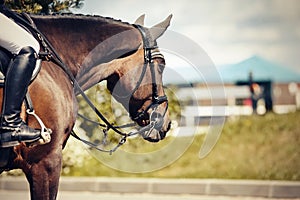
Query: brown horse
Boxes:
[{"xmin": 0, "ymin": 13, "xmax": 171, "ymax": 199}]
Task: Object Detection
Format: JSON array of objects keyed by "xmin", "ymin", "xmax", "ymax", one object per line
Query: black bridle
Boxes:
[
  {"xmin": 71, "ymin": 25, "xmax": 169, "ymax": 152},
  {"xmin": 129, "ymin": 25, "xmax": 168, "ymax": 124}
]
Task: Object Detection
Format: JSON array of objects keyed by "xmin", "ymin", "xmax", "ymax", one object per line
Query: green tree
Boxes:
[{"xmin": 4, "ymin": 0, "xmax": 84, "ymax": 14}]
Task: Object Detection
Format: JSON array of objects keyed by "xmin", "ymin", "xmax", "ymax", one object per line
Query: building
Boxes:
[{"xmin": 165, "ymin": 55, "xmax": 300, "ymax": 126}]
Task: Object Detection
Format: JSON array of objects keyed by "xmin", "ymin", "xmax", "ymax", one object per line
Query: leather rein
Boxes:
[{"xmin": 71, "ymin": 25, "xmax": 169, "ymax": 153}]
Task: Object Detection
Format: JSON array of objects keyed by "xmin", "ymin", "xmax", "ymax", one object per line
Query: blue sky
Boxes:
[{"xmin": 73, "ymin": 0, "xmax": 300, "ymax": 75}]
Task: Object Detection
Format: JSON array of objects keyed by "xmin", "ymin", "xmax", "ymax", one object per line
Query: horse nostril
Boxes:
[
  {"xmin": 151, "ymin": 112, "xmax": 164, "ymax": 130},
  {"xmin": 150, "ymin": 111, "xmax": 161, "ymax": 122}
]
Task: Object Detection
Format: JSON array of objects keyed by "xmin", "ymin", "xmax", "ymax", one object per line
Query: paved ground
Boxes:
[
  {"xmin": 1, "ymin": 190, "xmax": 299, "ymax": 200},
  {"xmin": 1, "ymin": 177, "xmax": 300, "ymax": 199}
]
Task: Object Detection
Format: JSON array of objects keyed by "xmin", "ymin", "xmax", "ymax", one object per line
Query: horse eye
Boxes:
[
  {"xmin": 158, "ymin": 63, "xmax": 165, "ymax": 73},
  {"xmin": 158, "ymin": 65, "xmax": 165, "ymax": 73}
]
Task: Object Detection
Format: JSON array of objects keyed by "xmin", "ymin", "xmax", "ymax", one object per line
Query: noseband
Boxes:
[{"xmin": 130, "ymin": 24, "xmax": 168, "ymax": 124}]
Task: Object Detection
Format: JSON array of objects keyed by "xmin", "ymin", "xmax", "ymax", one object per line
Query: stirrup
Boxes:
[{"xmin": 26, "ymin": 109, "xmax": 52, "ymax": 147}]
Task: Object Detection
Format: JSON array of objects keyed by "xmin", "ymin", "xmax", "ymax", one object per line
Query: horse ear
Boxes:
[
  {"xmin": 134, "ymin": 14, "xmax": 145, "ymax": 25},
  {"xmin": 149, "ymin": 14, "xmax": 172, "ymax": 40}
]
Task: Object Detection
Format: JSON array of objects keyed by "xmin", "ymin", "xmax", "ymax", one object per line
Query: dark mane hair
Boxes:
[{"xmin": 30, "ymin": 13, "xmax": 132, "ymax": 27}]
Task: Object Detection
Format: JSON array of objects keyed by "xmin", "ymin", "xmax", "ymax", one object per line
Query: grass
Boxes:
[{"xmin": 64, "ymin": 111, "xmax": 300, "ymax": 180}]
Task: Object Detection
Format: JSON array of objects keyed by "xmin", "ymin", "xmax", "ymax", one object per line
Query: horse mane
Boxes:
[
  {"xmin": 29, "ymin": 12, "xmax": 143, "ymax": 90},
  {"xmin": 30, "ymin": 13, "xmax": 132, "ymax": 27}
]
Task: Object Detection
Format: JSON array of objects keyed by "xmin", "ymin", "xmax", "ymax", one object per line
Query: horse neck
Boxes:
[{"xmin": 32, "ymin": 15, "xmax": 142, "ymax": 88}]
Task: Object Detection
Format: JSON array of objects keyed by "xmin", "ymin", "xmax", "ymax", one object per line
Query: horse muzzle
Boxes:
[{"xmin": 141, "ymin": 111, "xmax": 171, "ymax": 142}]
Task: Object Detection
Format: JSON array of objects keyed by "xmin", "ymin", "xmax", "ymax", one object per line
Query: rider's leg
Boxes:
[
  {"xmin": 0, "ymin": 12, "xmax": 41, "ymax": 147},
  {"xmin": 0, "ymin": 46, "xmax": 41, "ymax": 148}
]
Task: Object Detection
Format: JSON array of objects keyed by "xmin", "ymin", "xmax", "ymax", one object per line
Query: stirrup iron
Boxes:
[{"xmin": 26, "ymin": 109, "xmax": 52, "ymax": 146}]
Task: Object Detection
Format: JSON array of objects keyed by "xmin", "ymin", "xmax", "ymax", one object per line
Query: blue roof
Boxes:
[
  {"xmin": 219, "ymin": 56, "xmax": 300, "ymax": 83},
  {"xmin": 163, "ymin": 55, "xmax": 300, "ymax": 84}
]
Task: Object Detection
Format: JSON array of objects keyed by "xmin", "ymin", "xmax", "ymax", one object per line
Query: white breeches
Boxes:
[{"xmin": 0, "ymin": 13, "xmax": 40, "ymax": 54}]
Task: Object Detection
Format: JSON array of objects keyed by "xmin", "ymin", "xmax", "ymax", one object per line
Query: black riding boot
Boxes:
[{"xmin": 0, "ymin": 46, "xmax": 41, "ymax": 148}]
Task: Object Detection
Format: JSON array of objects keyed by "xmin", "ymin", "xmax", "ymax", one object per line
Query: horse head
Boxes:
[{"xmin": 107, "ymin": 15, "xmax": 172, "ymax": 142}]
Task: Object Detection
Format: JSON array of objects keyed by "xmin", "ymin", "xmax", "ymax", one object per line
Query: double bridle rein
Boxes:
[
  {"xmin": 72, "ymin": 25, "xmax": 169, "ymax": 153},
  {"xmin": 64, "ymin": 24, "xmax": 168, "ymax": 153}
]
